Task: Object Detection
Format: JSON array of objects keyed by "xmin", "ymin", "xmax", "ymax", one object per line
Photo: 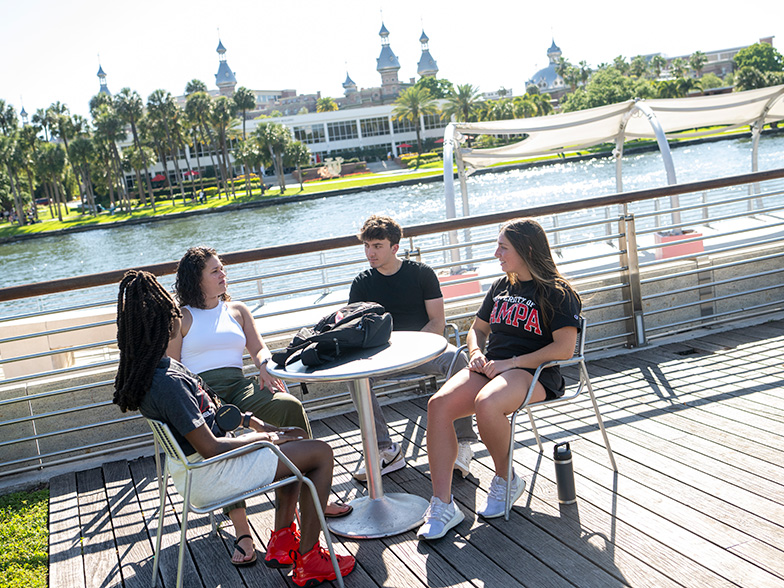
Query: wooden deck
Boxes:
[{"xmin": 49, "ymin": 320, "xmax": 784, "ymax": 588}]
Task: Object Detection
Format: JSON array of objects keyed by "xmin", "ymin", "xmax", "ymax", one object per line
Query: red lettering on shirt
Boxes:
[
  {"xmin": 494, "ymin": 301, "xmax": 516, "ymax": 324},
  {"xmin": 512, "ymin": 304, "xmax": 529, "ymax": 327},
  {"xmin": 524, "ymin": 308, "xmax": 542, "ymax": 335}
]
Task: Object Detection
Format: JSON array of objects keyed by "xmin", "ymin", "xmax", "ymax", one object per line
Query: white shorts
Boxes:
[{"xmin": 168, "ymin": 446, "xmax": 278, "ymax": 509}]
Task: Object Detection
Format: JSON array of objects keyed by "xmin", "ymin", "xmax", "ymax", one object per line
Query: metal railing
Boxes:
[{"xmin": 1, "ymin": 167, "xmax": 783, "ymax": 483}]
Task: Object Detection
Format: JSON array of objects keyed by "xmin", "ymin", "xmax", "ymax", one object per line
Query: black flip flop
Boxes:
[
  {"xmin": 324, "ymin": 501, "xmax": 353, "ymax": 518},
  {"xmin": 232, "ymin": 534, "xmax": 258, "ymax": 567}
]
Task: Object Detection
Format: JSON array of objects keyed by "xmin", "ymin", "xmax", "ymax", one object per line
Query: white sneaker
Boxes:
[
  {"xmin": 416, "ymin": 496, "xmax": 464, "ymax": 540},
  {"xmin": 454, "ymin": 442, "xmax": 473, "ymax": 478},
  {"xmin": 353, "ymin": 442, "xmax": 406, "ymax": 481},
  {"xmin": 478, "ymin": 472, "xmax": 524, "ymax": 519}
]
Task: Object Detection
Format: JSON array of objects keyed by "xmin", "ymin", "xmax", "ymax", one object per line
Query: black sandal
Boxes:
[{"xmin": 232, "ymin": 534, "xmax": 258, "ymax": 567}]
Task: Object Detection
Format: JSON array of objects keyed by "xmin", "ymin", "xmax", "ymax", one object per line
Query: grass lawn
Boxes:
[
  {"xmin": 0, "ymin": 167, "xmax": 447, "ymax": 240},
  {"xmin": 0, "ymin": 489, "xmax": 48, "ymax": 588}
]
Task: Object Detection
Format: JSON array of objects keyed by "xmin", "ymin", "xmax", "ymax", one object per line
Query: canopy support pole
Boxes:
[
  {"xmin": 442, "ymin": 124, "xmax": 461, "ymax": 263},
  {"xmin": 454, "ymin": 147, "xmax": 473, "ymax": 266}
]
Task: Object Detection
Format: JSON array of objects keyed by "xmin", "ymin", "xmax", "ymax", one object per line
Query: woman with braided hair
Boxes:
[{"xmin": 114, "ymin": 270, "xmax": 355, "ymax": 584}]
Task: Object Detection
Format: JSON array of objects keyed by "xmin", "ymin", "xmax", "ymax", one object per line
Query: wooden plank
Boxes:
[
  {"xmin": 390, "ymin": 399, "xmax": 694, "ymax": 588},
  {"xmin": 76, "ymin": 467, "xmax": 122, "ymax": 588},
  {"xmin": 49, "ymin": 472, "xmax": 86, "ymax": 588},
  {"xmin": 102, "ymin": 460, "xmax": 156, "ymax": 588},
  {"xmin": 128, "ymin": 456, "xmax": 203, "ymax": 588}
]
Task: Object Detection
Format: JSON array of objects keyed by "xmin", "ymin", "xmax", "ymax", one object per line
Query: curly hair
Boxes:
[
  {"xmin": 358, "ymin": 215, "xmax": 403, "ymax": 245},
  {"xmin": 174, "ymin": 246, "xmax": 231, "ymax": 308},
  {"xmin": 500, "ymin": 218, "xmax": 581, "ymax": 328},
  {"xmin": 114, "ymin": 270, "xmax": 182, "ymax": 412}
]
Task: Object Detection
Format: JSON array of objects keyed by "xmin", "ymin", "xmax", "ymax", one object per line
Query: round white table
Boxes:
[{"xmin": 267, "ymin": 331, "xmax": 447, "ymax": 538}]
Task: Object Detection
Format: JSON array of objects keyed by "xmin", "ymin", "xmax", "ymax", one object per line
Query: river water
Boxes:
[{"xmin": 2, "ymin": 133, "xmax": 784, "ymax": 314}]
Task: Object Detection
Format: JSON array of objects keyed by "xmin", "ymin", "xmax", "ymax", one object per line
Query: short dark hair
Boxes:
[
  {"xmin": 358, "ymin": 215, "xmax": 402, "ymax": 245},
  {"xmin": 174, "ymin": 246, "xmax": 231, "ymax": 308}
]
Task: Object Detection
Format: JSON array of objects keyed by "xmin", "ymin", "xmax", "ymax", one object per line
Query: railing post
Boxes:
[{"xmin": 618, "ymin": 214, "xmax": 647, "ymax": 348}]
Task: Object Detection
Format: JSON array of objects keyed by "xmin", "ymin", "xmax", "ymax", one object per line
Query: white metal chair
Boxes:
[
  {"xmin": 374, "ymin": 322, "xmax": 466, "ymax": 393},
  {"xmin": 503, "ymin": 316, "xmax": 617, "ymax": 520},
  {"xmin": 146, "ymin": 418, "xmax": 345, "ymax": 588}
]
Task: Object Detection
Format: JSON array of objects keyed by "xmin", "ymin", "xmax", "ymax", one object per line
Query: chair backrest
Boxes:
[
  {"xmin": 575, "ymin": 316, "xmax": 588, "ymax": 358},
  {"xmin": 146, "ymin": 418, "xmax": 192, "ymax": 468}
]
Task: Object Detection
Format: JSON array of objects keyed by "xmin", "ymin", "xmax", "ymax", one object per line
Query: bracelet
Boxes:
[{"xmin": 242, "ymin": 412, "xmax": 252, "ymax": 429}]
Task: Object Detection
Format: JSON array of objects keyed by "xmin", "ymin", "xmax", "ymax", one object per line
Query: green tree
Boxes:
[
  {"xmin": 414, "ymin": 76, "xmax": 454, "ymax": 99},
  {"xmin": 689, "ymin": 51, "xmax": 708, "ymax": 77},
  {"xmin": 147, "ymin": 89, "xmax": 186, "ymax": 202},
  {"xmin": 442, "ymin": 83, "xmax": 481, "ymax": 122},
  {"xmin": 650, "ymin": 55, "xmax": 667, "ymax": 79},
  {"xmin": 629, "ymin": 55, "xmax": 648, "ymax": 78},
  {"xmin": 0, "ymin": 105, "xmax": 27, "ymax": 224},
  {"xmin": 734, "ymin": 42, "xmax": 784, "ymax": 73},
  {"xmin": 316, "ymin": 97, "xmax": 338, "ymax": 112},
  {"xmin": 212, "ymin": 95, "xmax": 237, "ymax": 198},
  {"xmin": 699, "ymin": 72, "xmax": 725, "ymax": 90},
  {"xmin": 734, "ymin": 65, "xmax": 769, "ymax": 91},
  {"xmin": 92, "ymin": 100, "xmax": 129, "ymax": 211},
  {"xmin": 233, "ymin": 86, "xmax": 256, "ymax": 140},
  {"xmin": 186, "ymin": 91, "xmax": 223, "ymax": 197},
  {"xmin": 284, "ymin": 140, "xmax": 312, "ymax": 191},
  {"xmin": 185, "ymin": 79, "xmax": 208, "ymax": 95},
  {"xmin": 392, "ymin": 86, "xmax": 438, "ymax": 158},
  {"xmin": 115, "ymin": 88, "xmax": 156, "ymax": 211},
  {"xmin": 670, "ymin": 57, "xmax": 687, "ymax": 79},
  {"xmin": 254, "ymin": 122, "xmax": 291, "ymax": 193}
]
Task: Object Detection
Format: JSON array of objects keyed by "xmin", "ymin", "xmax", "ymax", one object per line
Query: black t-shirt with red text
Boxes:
[{"xmin": 476, "ymin": 277, "xmax": 581, "ymax": 396}]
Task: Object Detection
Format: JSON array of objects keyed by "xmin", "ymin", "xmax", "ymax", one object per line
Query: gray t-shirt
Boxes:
[{"xmin": 139, "ymin": 357, "xmax": 223, "ymax": 456}]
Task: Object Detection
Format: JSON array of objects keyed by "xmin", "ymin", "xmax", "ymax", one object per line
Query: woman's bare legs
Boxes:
[
  {"xmin": 275, "ymin": 439, "xmax": 334, "ymax": 553},
  {"xmin": 426, "ymin": 370, "xmax": 487, "ymax": 502},
  {"xmin": 474, "ymin": 370, "xmax": 547, "ymax": 478}
]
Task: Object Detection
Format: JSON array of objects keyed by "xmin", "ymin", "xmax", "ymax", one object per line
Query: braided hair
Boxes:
[{"xmin": 114, "ymin": 270, "xmax": 182, "ymax": 412}]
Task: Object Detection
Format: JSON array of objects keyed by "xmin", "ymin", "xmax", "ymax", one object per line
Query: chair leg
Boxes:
[
  {"xmin": 527, "ymin": 408, "xmax": 544, "ymax": 452},
  {"xmin": 176, "ymin": 479, "xmax": 193, "ymax": 588},
  {"xmin": 151, "ymin": 460, "xmax": 167, "ymax": 588},
  {"xmin": 301, "ymin": 477, "xmax": 345, "ymax": 588},
  {"xmin": 504, "ymin": 411, "xmax": 520, "ymax": 521},
  {"xmin": 582, "ymin": 362, "xmax": 618, "ymax": 471}
]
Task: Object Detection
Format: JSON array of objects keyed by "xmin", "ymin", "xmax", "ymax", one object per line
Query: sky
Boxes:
[{"xmin": 2, "ymin": 0, "xmax": 782, "ymax": 121}]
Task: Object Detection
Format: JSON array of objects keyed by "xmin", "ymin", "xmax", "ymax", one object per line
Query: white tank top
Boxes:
[{"xmin": 180, "ymin": 301, "xmax": 245, "ymax": 373}]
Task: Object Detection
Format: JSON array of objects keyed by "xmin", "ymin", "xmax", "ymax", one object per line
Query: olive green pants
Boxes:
[
  {"xmin": 199, "ymin": 367, "xmax": 312, "ymax": 438},
  {"xmin": 199, "ymin": 367, "xmax": 312, "ymax": 514}
]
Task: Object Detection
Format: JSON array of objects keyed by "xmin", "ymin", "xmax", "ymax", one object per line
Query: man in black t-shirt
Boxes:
[{"xmin": 347, "ymin": 215, "xmax": 477, "ymax": 481}]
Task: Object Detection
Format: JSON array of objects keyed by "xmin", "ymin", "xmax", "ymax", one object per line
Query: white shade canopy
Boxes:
[{"xmin": 451, "ymin": 85, "xmax": 784, "ymax": 171}]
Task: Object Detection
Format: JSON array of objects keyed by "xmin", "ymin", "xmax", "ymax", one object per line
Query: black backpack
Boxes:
[{"xmin": 271, "ymin": 301, "xmax": 393, "ymax": 369}]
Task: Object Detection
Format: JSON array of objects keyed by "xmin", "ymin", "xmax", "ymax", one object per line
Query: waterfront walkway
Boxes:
[{"xmin": 49, "ymin": 319, "xmax": 784, "ymax": 587}]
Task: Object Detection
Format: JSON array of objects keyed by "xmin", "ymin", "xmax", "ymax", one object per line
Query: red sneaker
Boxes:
[
  {"xmin": 264, "ymin": 522, "xmax": 300, "ymax": 568},
  {"xmin": 290, "ymin": 543, "xmax": 355, "ymax": 587}
]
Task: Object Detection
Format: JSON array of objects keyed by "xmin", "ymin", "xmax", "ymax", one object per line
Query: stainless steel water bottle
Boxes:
[{"xmin": 554, "ymin": 441, "xmax": 577, "ymax": 504}]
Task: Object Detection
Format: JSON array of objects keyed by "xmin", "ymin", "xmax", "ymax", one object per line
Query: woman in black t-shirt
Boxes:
[{"xmin": 418, "ymin": 219, "xmax": 582, "ymax": 539}]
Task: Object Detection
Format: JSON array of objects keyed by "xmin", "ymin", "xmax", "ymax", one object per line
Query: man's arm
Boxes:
[{"xmin": 422, "ymin": 297, "xmax": 446, "ymax": 335}]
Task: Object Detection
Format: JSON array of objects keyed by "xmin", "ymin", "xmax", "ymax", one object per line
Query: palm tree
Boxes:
[
  {"xmin": 233, "ymin": 87, "xmax": 256, "ymax": 140},
  {"xmin": 254, "ymin": 122, "xmax": 291, "ymax": 193},
  {"xmin": 650, "ymin": 55, "xmax": 667, "ymax": 80},
  {"xmin": 690, "ymin": 51, "xmax": 708, "ymax": 77},
  {"xmin": 185, "ymin": 91, "xmax": 223, "ymax": 198},
  {"xmin": 115, "ymin": 88, "xmax": 156, "ymax": 211},
  {"xmin": 185, "ymin": 79, "xmax": 208, "ymax": 95},
  {"xmin": 212, "ymin": 95, "xmax": 236, "ymax": 198},
  {"xmin": 92, "ymin": 101, "xmax": 130, "ymax": 211},
  {"xmin": 284, "ymin": 141, "xmax": 312, "ymax": 191},
  {"xmin": 316, "ymin": 97, "xmax": 338, "ymax": 112},
  {"xmin": 442, "ymin": 84, "xmax": 481, "ymax": 122},
  {"xmin": 0, "ymin": 102, "xmax": 31, "ymax": 224},
  {"xmin": 147, "ymin": 89, "xmax": 187, "ymax": 202},
  {"xmin": 47, "ymin": 102, "xmax": 86, "ymax": 207},
  {"xmin": 392, "ymin": 86, "xmax": 438, "ymax": 158},
  {"xmin": 69, "ymin": 132, "xmax": 99, "ymax": 215}
]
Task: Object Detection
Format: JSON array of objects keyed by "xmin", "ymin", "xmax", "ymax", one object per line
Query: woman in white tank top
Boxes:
[{"xmin": 167, "ymin": 246, "xmax": 352, "ymax": 520}]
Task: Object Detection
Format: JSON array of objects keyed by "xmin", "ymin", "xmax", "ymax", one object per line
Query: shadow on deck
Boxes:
[{"xmin": 49, "ymin": 320, "xmax": 784, "ymax": 588}]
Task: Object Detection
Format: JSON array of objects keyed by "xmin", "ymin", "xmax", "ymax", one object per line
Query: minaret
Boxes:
[
  {"xmin": 215, "ymin": 39, "xmax": 237, "ymax": 97},
  {"xmin": 343, "ymin": 72, "xmax": 357, "ymax": 96},
  {"xmin": 376, "ymin": 22, "xmax": 401, "ymax": 97},
  {"xmin": 547, "ymin": 39, "xmax": 562, "ymax": 65},
  {"xmin": 20, "ymin": 105, "xmax": 28, "ymax": 125},
  {"xmin": 416, "ymin": 30, "xmax": 439, "ymax": 78},
  {"xmin": 97, "ymin": 64, "xmax": 111, "ymax": 95}
]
